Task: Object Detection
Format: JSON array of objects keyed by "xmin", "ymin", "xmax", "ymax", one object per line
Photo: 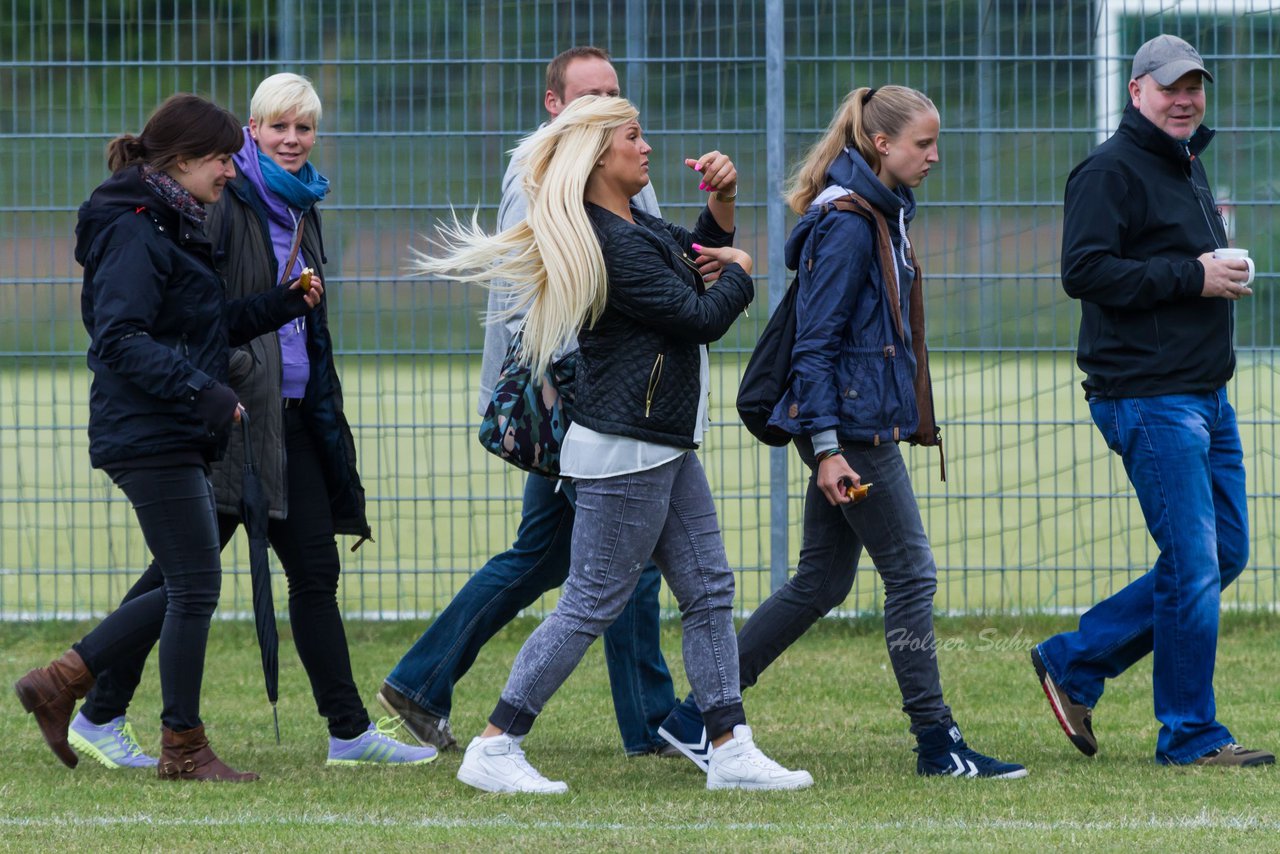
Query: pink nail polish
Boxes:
[
  {"xmin": 691, "ymin": 243, "xmax": 703, "ymax": 252},
  {"xmin": 700, "ymin": 183, "xmax": 708, "ymax": 191},
  {"xmin": 694, "ymin": 163, "xmax": 704, "ymax": 171}
]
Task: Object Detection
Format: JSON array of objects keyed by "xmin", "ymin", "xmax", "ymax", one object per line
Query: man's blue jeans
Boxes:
[
  {"xmin": 385, "ymin": 472, "xmax": 676, "ymax": 754},
  {"xmin": 1038, "ymin": 388, "xmax": 1248, "ymax": 764}
]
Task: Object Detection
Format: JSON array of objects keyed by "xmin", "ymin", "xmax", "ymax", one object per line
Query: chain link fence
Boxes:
[{"xmin": 2, "ymin": 0, "xmax": 1276, "ymax": 619}]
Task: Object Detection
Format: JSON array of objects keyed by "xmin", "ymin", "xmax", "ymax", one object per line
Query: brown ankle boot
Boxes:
[
  {"xmin": 158, "ymin": 725, "xmax": 259, "ymax": 782},
  {"xmin": 13, "ymin": 648, "xmax": 95, "ymax": 769}
]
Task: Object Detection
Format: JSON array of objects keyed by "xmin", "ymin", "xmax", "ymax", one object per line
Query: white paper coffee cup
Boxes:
[{"xmin": 1214, "ymin": 247, "xmax": 1255, "ymax": 286}]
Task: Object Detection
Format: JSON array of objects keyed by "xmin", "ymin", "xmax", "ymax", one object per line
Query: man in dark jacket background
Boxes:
[{"xmin": 1033, "ymin": 34, "xmax": 1272, "ymax": 767}]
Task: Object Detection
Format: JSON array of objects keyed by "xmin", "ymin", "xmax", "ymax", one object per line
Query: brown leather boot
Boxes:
[
  {"xmin": 158, "ymin": 725, "xmax": 259, "ymax": 782},
  {"xmin": 13, "ymin": 648, "xmax": 95, "ymax": 769}
]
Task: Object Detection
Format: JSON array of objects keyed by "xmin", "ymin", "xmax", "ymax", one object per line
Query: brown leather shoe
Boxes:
[
  {"xmin": 158, "ymin": 725, "xmax": 259, "ymax": 782},
  {"xmin": 376, "ymin": 683, "xmax": 458, "ymax": 751},
  {"xmin": 13, "ymin": 648, "xmax": 95, "ymax": 769},
  {"xmin": 1032, "ymin": 647, "xmax": 1097, "ymax": 756}
]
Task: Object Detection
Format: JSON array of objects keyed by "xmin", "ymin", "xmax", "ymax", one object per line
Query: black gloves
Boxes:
[{"xmin": 192, "ymin": 381, "xmax": 240, "ymax": 433}]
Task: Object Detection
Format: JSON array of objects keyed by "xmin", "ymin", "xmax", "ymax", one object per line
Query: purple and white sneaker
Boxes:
[
  {"xmin": 67, "ymin": 712, "xmax": 158, "ymax": 769},
  {"xmin": 326, "ymin": 718, "xmax": 439, "ymax": 766}
]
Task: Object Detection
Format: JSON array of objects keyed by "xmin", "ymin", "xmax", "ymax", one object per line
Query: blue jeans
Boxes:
[
  {"xmin": 1038, "ymin": 389, "xmax": 1248, "ymax": 764},
  {"xmin": 491, "ymin": 453, "xmax": 744, "ymax": 741},
  {"xmin": 386, "ymin": 472, "xmax": 676, "ymax": 754},
  {"xmin": 669, "ymin": 436, "xmax": 951, "ymax": 736}
]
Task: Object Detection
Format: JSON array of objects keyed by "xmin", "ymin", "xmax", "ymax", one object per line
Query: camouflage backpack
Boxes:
[{"xmin": 478, "ymin": 329, "xmax": 576, "ymax": 478}]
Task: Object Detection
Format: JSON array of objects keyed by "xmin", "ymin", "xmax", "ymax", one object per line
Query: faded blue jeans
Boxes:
[
  {"xmin": 1038, "ymin": 388, "xmax": 1248, "ymax": 764},
  {"xmin": 667, "ymin": 436, "xmax": 952, "ymax": 736},
  {"xmin": 386, "ymin": 471, "xmax": 676, "ymax": 754},
  {"xmin": 490, "ymin": 452, "xmax": 745, "ymax": 741}
]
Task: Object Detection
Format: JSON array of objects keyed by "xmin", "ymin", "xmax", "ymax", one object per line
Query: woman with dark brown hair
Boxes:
[
  {"xmin": 69, "ymin": 74, "xmax": 432, "ymax": 769},
  {"xmin": 13, "ymin": 93, "xmax": 320, "ymax": 782}
]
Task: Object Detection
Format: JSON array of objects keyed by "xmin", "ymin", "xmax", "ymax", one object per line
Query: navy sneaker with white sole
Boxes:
[
  {"xmin": 657, "ymin": 699, "xmax": 712, "ymax": 772},
  {"xmin": 915, "ymin": 722, "xmax": 1028, "ymax": 780}
]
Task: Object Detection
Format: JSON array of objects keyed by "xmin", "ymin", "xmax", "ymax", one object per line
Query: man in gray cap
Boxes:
[{"xmin": 1033, "ymin": 34, "xmax": 1272, "ymax": 768}]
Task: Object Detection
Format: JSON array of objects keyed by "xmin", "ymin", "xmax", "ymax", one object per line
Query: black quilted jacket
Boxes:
[{"xmin": 572, "ymin": 203, "xmax": 754, "ymax": 447}]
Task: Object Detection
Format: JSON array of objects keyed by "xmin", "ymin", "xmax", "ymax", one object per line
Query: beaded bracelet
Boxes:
[{"xmin": 815, "ymin": 447, "xmax": 845, "ymax": 464}]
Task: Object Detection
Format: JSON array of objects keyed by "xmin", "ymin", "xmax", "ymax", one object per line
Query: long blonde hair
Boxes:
[
  {"xmin": 785, "ymin": 85, "xmax": 936, "ymax": 214},
  {"xmin": 412, "ymin": 95, "xmax": 639, "ymax": 377}
]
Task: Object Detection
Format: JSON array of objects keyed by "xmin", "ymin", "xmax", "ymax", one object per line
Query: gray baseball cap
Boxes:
[{"xmin": 1131, "ymin": 34, "xmax": 1213, "ymax": 85}]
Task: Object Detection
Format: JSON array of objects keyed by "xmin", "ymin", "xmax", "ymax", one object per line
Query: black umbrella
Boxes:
[{"xmin": 239, "ymin": 411, "xmax": 280, "ymax": 743}]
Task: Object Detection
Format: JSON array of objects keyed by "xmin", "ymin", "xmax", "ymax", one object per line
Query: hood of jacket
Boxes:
[
  {"xmin": 785, "ymin": 147, "xmax": 916, "ymax": 270},
  {"xmin": 75, "ymin": 165, "xmax": 178, "ymax": 265}
]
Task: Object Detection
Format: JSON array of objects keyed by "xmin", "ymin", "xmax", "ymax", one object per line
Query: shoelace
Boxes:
[
  {"xmin": 371, "ymin": 715, "xmax": 409, "ymax": 743},
  {"xmin": 739, "ymin": 744, "xmax": 785, "ymax": 771},
  {"xmin": 113, "ymin": 720, "xmax": 149, "ymax": 759}
]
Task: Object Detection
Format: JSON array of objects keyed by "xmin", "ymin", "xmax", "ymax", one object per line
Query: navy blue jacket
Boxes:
[
  {"xmin": 1061, "ymin": 103, "xmax": 1231, "ymax": 398},
  {"xmin": 76, "ymin": 165, "xmax": 307, "ymax": 469},
  {"xmin": 768, "ymin": 148, "xmax": 939, "ymax": 447}
]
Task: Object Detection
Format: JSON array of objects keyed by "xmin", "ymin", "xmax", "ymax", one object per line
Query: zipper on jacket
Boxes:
[
  {"xmin": 1185, "ymin": 171, "xmax": 1222, "ymax": 250},
  {"xmin": 678, "ymin": 250, "xmax": 703, "ymax": 280},
  {"xmin": 645, "ymin": 353, "xmax": 665, "ymax": 417},
  {"xmin": 682, "ymin": 248, "xmax": 747, "ymax": 317},
  {"xmin": 1185, "ymin": 169, "xmax": 1234, "ymax": 356}
]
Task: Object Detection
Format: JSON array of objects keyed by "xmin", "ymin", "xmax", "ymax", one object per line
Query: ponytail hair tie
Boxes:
[{"xmin": 861, "ymin": 88, "xmax": 877, "ymax": 105}]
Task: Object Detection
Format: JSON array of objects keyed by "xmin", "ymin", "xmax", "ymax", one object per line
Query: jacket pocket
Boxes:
[
  {"xmin": 645, "ymin": 353, "xmax": 665, "ymax": 417},
  {"xmin": 838, "ymin": 346, "xmax": 914, "ymax": 433}
]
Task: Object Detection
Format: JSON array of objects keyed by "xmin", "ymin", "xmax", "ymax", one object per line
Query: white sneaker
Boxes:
[
  {"xmin": 706, "ymin": 725, "xmax": 814, "ymax": 791},
  {"xmin": 456, "ymin": 734, "xmax": 568, "ymax": 794}
]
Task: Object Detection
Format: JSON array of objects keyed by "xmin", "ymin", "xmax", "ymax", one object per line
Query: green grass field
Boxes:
[
  {"xmin": 2, "ymin": 615, "xmax": 1278, "ymax": 851},
  {"xmin": 3, "ymin": 352, "xmax": 1278, "ymax": 618}
]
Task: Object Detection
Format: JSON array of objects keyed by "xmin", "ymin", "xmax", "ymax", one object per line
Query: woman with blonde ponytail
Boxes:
[
  {"xmin": 660, "ymin": 84, "xmax": 1029, "ymax": 780},
  {"xmin": 418, "ymin": 95, "xmax": 811, "ymax": 794}
]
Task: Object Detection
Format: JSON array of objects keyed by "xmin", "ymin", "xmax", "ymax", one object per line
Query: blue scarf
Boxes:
[{"xmin": 257, "ymin": 149, "xmax": 330, "ymax": 212}]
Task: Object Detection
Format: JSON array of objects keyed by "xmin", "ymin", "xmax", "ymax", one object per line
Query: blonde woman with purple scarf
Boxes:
[{"xmin": 69, "ymin": 74, "xmax": 434, "ymax": 769}]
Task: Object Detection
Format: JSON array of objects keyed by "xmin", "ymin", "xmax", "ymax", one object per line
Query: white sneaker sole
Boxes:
[
  {"xmin": 456, "ymin": 763, "xmax": 568, "ymax": 794},
  {"xmin": 991, "ymin": 767, "xmax": 1029, "ymax": 779},
  {"xmin": 707, "ymin": 771, "xmax": 814, "ymax": 791}
]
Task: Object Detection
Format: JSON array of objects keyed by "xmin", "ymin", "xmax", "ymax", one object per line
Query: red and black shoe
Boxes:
[{"xmin": 1032, "ymin": 646, "xmax": 1097, "ymax": 757}]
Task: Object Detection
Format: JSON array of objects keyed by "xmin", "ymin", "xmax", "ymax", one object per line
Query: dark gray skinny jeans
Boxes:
[
  {"xmin": 490, "ymin": 452, "xmax": 745, "ymax": 740},
  {"xmin": 734, "ymin": 436, "xmax": 952, "ymax": 734}
]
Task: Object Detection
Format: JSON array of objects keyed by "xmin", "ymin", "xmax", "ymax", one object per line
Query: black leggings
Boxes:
[
  {"xmin": 74, "ymin": 465, "xmax": 222, "ymax": 731},
  {"xmin": 81, "ymin": 410, "xmax": 370, "ymax": 739}
]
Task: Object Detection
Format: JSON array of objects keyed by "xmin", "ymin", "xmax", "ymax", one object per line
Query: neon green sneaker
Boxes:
[
  {"xmin": 326, "ymin": 717, "xmax": 439, "ymax": 766},
  {"xmin": 67, "ymin": 712, "xmax": 157, "ymax": 769}
]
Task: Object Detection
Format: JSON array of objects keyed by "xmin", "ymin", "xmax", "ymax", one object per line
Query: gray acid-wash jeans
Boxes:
[
  {"xmin": 736, "ymin": 436, "xmax": 952, "ymax": 735},
  {"xmin": 490, "ymin": 452, "xmax": 746, "ymax": 740}
]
